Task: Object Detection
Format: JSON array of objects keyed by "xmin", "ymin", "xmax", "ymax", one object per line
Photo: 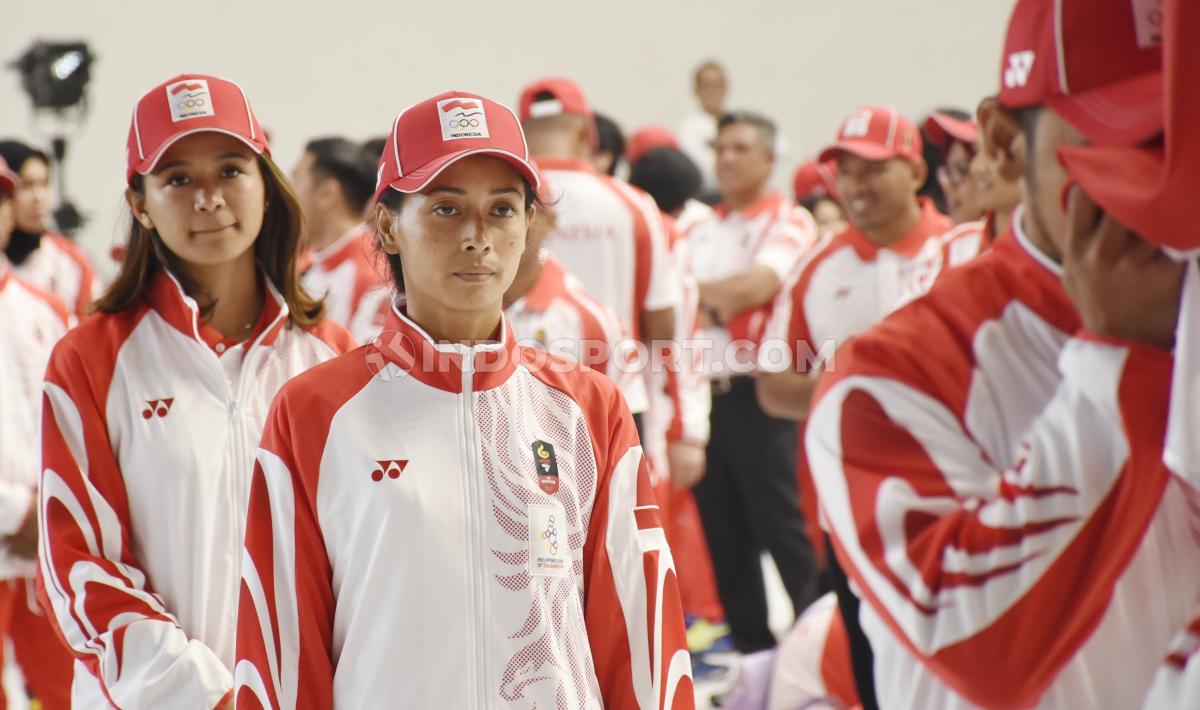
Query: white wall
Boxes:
[{"xmin": 2, "ymin": 0, "xmax": 1013, "ymax": 272}]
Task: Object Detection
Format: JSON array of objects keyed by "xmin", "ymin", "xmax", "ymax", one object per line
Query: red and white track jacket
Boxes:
[
  {"xmin": 38, "ymin": 270, "xmax": 354, "ymax": 709},
  {"xmin": 896, "ymin": 218, "xmax": 989, "ymax": 308},
  {"xmin": 1143, "ymin": 614, "xmax": 1200, "ymax": 708},
  {"xmin": 768, "ymin": 593, "xmax": 859, "ymax": 710},
  {"xmin": 0, "ymin": 263, "xmax": 68, "ymax": 579},
  {"xmin": 301, "ymin": 225, "xmax": 386, "ymax": 331},
  {"xmin": 537, "ymin": 156, "xmax": 680, "ymax": 343},
  {"xmin": 805, "ymin": 210, "xmax": 1200, "ymax": 709},
  {"xmin": 506, "ymin": 254, "xmax": 644, "ymax": 412},
  {"xmin": 234, "ymin": 306, "xmax": 694, "ymax": 710},
  {"xmin": 14, "ymin": 231, "xmax": 99, "ymax": 321}
]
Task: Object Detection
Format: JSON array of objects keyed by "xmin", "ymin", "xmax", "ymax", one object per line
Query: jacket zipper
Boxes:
[{"xmin": 460, "ymin": 353, "xmax": 488, "ymax": 709}]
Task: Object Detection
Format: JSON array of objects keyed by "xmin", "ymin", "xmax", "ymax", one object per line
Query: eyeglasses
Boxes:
[{"xmin": 937, "ymin": 163, "xmax": 970, "ymax": 188}]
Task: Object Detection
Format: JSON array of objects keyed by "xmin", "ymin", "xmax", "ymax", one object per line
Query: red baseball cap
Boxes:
[
  {"xmin": 818, "ymin": 107, "xmax": 922, "ymax": 165},
  {"xmin": 517, "ymin": 77, "xmax": 592, "ymax": 122},
  {"xmin": 126, "ymin": 74, "xmax": 268, "ymax": 184},
  {"xmin": 997, "ymin": 0, "xmax": 1163, "ymax": 146},
  {"xmin": 0, "ymin": 157, "xmax": 18, "ymax": 195},
  {"xmin": 1057, "ymin": 0, "xmax": 1193, "ymax": 250},
  {"xmin": 374, "ymin": 91, "xmax": 539, "ymax": 202},
  {"xmin": 792, "ymin": 159, "xmax": 839, "ymax": 202},
  {"xmin": 923, "ymin": 112, "xmax": 978, "ymax": 153},
  {"xmin": 627, "ymin": 125, "xmax": 680, "ymax": 166}
]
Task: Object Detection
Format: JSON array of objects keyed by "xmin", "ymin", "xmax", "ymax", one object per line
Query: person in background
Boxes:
[
  {"xmin": 0, "ymin": 156, "xmax": 74, "ymax": 710},
  {"xmin": 925, "ymin": 111, "xmax": 982, "ymax": 224},
  {"xmin": 37, "ymin": 73, "xmax": 354, "ymax": 708},
  {"xmin": 791, "ymin": 158, "xmax": 847, "ymax": 237},
  {"xmin": 687, "ymin": 109, "xmax": 820, "ymax": 658},
  {"xmin": 628, "ymin": 132, "xmax": 712, "ymax": 233},
  {"xmin": 679, "ymin": 60, "xmax": 729, "ymax": 200},
  {"xmin": 0, "ymin": 140, "xmax": 98, "ymax": 321},
  {"xmin": 518, "ymin": 76, "xmax": 681, "ymax": 432},
  {"xmin": 916, "ymin": 107, "xmax": 972, "ymax": 216},
  {"xmin": 592, "ymin": 112, "xmax": 625, "ymax": 177},
  {"xmin": 291, "ymin": 137, "xmax": 386, "ymax": 329}
]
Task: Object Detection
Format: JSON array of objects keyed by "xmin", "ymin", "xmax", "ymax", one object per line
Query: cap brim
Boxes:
[
  {"xmin": 379, "ymin": 148, "xmax": 542, "ymax": 198},
  {"xmin": 818, "ymin": 140, "xmax": 899, "ymax": 164},
  {"xmin": 130, "ymin": 127, "xmax": 268, "ymax": 182},
  {"xmin": 924, "ymin": 114, "xmax": 978, "ymax": 151},
  {"xmin": 1059, "ymin": 141, "xmax": 1198, "ymax": 251},
  {"xmin": 0, "ymin": 171, "xmax": 16, "ymax": 194},
  {"xmin": 1049, "ymin": 71, "xmax": 1163, "ymax": 147}
]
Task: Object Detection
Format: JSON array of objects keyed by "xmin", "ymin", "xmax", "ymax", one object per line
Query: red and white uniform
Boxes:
[
  {"xmin": 806, "ymin": 210, "xmax": 1200, "ymax": 709},
  {"xmin": 14, "ymin": 231, "xmax": 99, "ymax": 321},
  {"xmin": 768, "ymin": 593, "xmax": 859, "ymax": 710},
  {"xmin": 38, "ymin": 271, "xmax": 354, "ymax": 708},
  {"xmin": 897, "ymin": 217, "xmax": 990, "ymax": 308},
  {"xmin": 688, "ymin": 190, "xmax": 818, "ymax": 372},
  {"xmin": 506, "ymin": 254, "xmax": 639, "ymax": 403},
  {"xmin": 761, "ymin": 197, "xmax": 951, "ymax": 373},
  {"xmin": 0, "ymin": 264, "xmax": 68, "ymax": 567},
  {"xmin": 301, "ymin": 225, "xmax": 386, "ymax": 330},
  {"xmin": 537, "ymin": 157, "xmax": 679, "ymax": 341},
  {"xmin": 234, "ymin": 307, "xmax": 693, "ymax": 710}
]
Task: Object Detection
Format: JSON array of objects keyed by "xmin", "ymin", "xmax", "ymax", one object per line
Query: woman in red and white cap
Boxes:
[
  {"xmin": 235, "ymin": 91, "xmax": 693, "ymax": 710},
  {"xmin": 37, "ymin": 74, "xmax": 354, "ymax": 708}
]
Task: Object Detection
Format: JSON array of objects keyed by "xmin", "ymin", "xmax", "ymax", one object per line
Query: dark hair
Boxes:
[
  {"xmin": 95, "ymin": 154, "xmax": 324, "ymax": 325},
  {"xmin": 628, "ymin": 147, "xmax": 701, "ymax": 215},
  {"xmin": 593, "ymin": 113, "xmax": 625, "ymax": 176},
  {"xmin": 304, "ymin": 137, "xmax": 376, "ymax": 214},
  {"xmin": 372, "ymin": 173, "xmax": 542, "ymax": 296},
  {"xmin": 362, "ymin": 136, "xmax": 388, "ymax": 164},
  {"xmin": 717, "ymin": 111, "xmax": 776, "ymax": 155},
  {"xmin": 0, "ymin": 140, "xmax": 50, "ymax": 174}
]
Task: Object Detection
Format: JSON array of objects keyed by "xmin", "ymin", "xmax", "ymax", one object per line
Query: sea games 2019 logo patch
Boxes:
[
  {"xmin": 532, "ymin": 440, "xmax": 559, "ymax": 494},
  {"xmin": 166, "ymin": 79, "xmax": 215, "ymax": 122},
  {"xmin": 437, "ymin": 97, "xmax": 489, "ymax": 141}
]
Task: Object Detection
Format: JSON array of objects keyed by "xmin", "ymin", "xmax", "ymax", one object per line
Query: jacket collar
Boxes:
[
  {"xmin": 991, "ymin": 205, "xmax": 1080, "ymax": 334},
  {"xmin": 376, "ymin": 301, "xmax": 518, "ymax": 393},
  {"xmin": 146, "ymin": 267, "xmax": 289, "ymax": 352},
  {"xmin": 515, "ymin": 256, "xmax": 566, "ymax": 313},
  {"xmin": 844, "ymin": 197, "xmax": 949, "ymax": 260},
  {"xmin": 713, "ymin": 189, "xmax": 786, "ymax": 221}
]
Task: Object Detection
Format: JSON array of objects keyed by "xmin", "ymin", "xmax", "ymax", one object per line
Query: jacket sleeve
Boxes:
[
  {"xmin": 806, "ymin": 332, "xmax": 1175, "ymax": 709},
  {"xmin": 582, "ymin": 386, "xmax": 694, "ymax": 710},
  {"xmin": 38, "ymin": 340, "xmax": 233, "ymax": 709},
  {"xmin": 1143, "ymin": 613, "xmax": 1200, "ymax": 709},
  {"xmin": 234, "ymin": 391, "xmax": 335, "ymax": 710}
]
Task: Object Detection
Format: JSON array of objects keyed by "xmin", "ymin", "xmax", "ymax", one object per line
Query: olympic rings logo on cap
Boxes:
[
  {"xmin": 178, "ymin": 97, "xmax": 207, "ymax": 110},
  {"xmin": 448, "ymin": 118, "xmax": 481, "ymax": 129}
]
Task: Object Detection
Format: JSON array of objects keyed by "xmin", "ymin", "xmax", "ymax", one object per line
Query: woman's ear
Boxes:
[
  {"xmin": 373, "ymin": 203, "xmax": 400, "ymax": 255},
  {"xmin": 978, "ymin": 97, "xmax": 1024, "ymax": 183},
  {"xmin": 125, "ymin": 188, "xmax": 153, "ymax": 229}
]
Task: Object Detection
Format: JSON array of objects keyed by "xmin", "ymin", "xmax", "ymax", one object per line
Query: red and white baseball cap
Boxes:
[
  {"xmin": 923, "ymin": 112, "xmax": 978, "ymax": 153},
  {"xmin": 517, "ymin": 77, "xmax": 592, "ymax": 122},
  {"xmin": 126, "ymin": 74, "xmax": 269, "ymax": 184},
  {"xmin": 627, "ymin": 125, "xmax": 680, "ymax": 167},
  {"xmin": 1056, "ymin": 0, "xmax": 1193, "ymax": 250},
  {"xmin": 818, "ymin": 107, "xmax": 923, "ymax": 165},
  {"xmin": 0, "ymin": 157, "xmax": 18, "ymax": 195},
  {"xmin": 374, "ymin": 91, "xmax": 539, "ymax": 203},
  {"xmin": 792, "ymin": 159, "xmax": 839, "ymax": 202},
  {"xmin": 997, "ymin": 0, "xmax": 1163, "ymax": 145}
]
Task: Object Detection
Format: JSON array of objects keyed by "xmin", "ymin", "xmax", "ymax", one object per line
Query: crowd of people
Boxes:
[{"xmin": 0, "ymin": 0, "xmax": 1196, "ymax": 707}]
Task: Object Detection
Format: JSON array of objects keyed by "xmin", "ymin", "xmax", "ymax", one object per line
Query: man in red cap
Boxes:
[
  {"xmin": 517, "ymin": 77, "xmax": 680, "ymax": 429},
  {"xmin": 804, "ymin": 0, "xmax": 1196, "ymax": 707}
]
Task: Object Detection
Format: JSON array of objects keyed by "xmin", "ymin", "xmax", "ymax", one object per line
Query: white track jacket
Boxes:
[
  {"xmin": 234, "ymin": 305, "xmax": 694, "ymax": 709},
  {"xmin": 38, "ymin": 270, "xmax": 354, "ymax": 709}
]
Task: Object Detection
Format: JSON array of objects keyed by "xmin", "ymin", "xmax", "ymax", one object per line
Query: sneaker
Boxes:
[{"xmin": 686, "ymin": 618, "xmax": 732, "ymax": 654}]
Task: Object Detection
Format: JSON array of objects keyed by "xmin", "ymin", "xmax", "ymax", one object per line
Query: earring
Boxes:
[{"xmin": 139, "ymin": 215, "xmax": 153, "ymax": 229}]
